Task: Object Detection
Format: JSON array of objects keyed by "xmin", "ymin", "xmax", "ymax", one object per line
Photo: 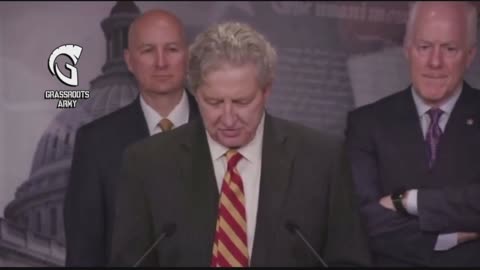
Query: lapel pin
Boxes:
[{"xmin": 466, "ymin": 118, "xmax": 474, "ymax": 126}]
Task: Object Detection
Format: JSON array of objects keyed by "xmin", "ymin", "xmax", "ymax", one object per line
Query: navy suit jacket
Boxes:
[
  {"xmin": 346, "ymin": 82, "xmax": 480, "ymax": 266},
  {"xmin": 63, "ymin": 91, "xmax": 199, "ymax": 266}
]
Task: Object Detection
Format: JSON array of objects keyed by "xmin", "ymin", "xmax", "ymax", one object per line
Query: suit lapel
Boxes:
[
  {"xmin": 177, "ymin": 114, "xmax": 294, "ymax": 266},
  {"xmin": 251, "ymin": 114, "xmax": 294, "ymax": 266},
  {"xmin": 178, "ymin": 119, "xmax": 219, "ymax": 265},
  {"xmin": 122, "ymin": 97, "xmax": 149, "ymax": 142},
  {"xmin": 383, "ymin": 88, "xmax": 431, "ymax": 184},
  {"xmin": 432, "ymin": 83, "xmax": 480, "ymax": 185}
]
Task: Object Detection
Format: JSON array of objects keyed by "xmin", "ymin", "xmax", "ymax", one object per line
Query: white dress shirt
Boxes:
[
  {"xmin": 407, "ymin": 86, "xmax": 462, "ymax": 251},
  {"xmin": 205, "ymin": 113, "xmax": 265, "ymax": 262},
  {"xmin": 140, "ymin": 89, "xmax": 190, "ymax": 135}
]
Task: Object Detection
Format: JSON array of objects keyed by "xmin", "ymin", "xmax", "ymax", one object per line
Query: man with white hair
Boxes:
[
  {"xmin": 346, "ymin": 1, "xmax": 480, "ymax": 266},
  {"xmin": 110, "ymin": 21, "xmax": 371, "ymax": 267}
]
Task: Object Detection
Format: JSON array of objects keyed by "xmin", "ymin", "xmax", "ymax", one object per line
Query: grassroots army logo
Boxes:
[
  {"xmin": 44, "ymin": 44, "xmax": 90, "ymax": 108},
  {"xmin": 48, "ymin": 44, "xmax": 82, "ymax": 87}
]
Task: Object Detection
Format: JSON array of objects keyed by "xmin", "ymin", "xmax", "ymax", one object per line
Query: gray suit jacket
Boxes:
[
  {"xmin": 346, "ymin": 82, "xmax": 480, "ymax": 266},
  {"xmin": 109, "ymin": 113, "xmax": 371, "ymax": 267}
]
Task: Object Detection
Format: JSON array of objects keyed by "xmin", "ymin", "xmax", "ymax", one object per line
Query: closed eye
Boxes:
[
  {"xmin": 206, "ymin": 99, "xmax": 222, "ymax": 106},
  {"xmin": 140, "ymin": 46, "xmax": 154, "ymax": 54},
  {"xmin": 234, "ymin": 99, "xmax": 251, "ymax": 105}
]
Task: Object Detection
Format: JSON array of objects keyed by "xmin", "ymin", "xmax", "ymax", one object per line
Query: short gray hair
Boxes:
[
  {"xmin": 188, "ymin": 21, "xmax": 277, "ymax": 93},
  {"xmin": 404, "ymin": 1, "xmax": 478, "ymax": 48}
]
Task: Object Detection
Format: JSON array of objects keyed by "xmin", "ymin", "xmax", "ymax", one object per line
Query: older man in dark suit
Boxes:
[
  {"xmin": 346, "ymin": 1, "xmax": 480, "ymax": 267},
  {"xmin": 63, "ymin": 9, "xmax": 199, "ymax": 266},
  {"xmin": 109, "ymin": 21, "xmax": 371, "ymax": 267}
]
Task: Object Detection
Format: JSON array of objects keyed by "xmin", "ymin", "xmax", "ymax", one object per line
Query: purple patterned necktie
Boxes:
[{"xmin": 426, "ymin": 108, "xmax": 444, "ymax": 169}]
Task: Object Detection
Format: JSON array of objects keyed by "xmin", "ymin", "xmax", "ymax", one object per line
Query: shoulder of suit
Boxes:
[
  {"xmin": 77, "ymin": 100, "xmax": 138, "ymax": 137},
  {"xmin": 125, "ymin": 119, "xmax": 197, "ymax": 156},
  {"xmin": 466, "ymin": 84, "xmax": 480, "ymax": 99},
  {"xmin": 271, "ymin": 116, "xmax": 342, "ymax": 151},
  {"xmin": 348, "ymin": 88, "xmax": 409, "ymax": 120}
]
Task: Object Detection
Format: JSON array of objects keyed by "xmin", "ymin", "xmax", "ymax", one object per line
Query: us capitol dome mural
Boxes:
[{"xmin": 0, "ymin": 1, "xmax": 140, "ymax": 266}]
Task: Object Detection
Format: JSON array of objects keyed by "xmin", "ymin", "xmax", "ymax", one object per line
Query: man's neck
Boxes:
[{"xmin": 140, "ymin": 89, "xmax": 184, "ymax": 118}]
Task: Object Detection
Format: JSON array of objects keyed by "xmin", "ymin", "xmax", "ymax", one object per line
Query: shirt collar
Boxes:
[
  {"xmin": 140, "ymin": 89, "xmax": 190, "ymax": 134},
  {"xmin": 411, "ymin": 85, "xmax": 462, "ymax": 117},
  {"xmin": 206, "ymin": 112, "xmax": 265, "ymax": 164}
]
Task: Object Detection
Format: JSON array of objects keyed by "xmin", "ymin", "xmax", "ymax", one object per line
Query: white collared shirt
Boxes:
[
  {"xmin": 205, "ymin": 113, "xmax": 265, "ymax": 261},
  {"xmin": 407, "ymin": 86, "xmax": 463, "ymax": 251},
  {"xmin": 411, "ymin": 85, "xmax": 462, "ymax": 138},
  {"xmin": 139, "ymin": 89, "xmax": 190, "ymax": 135}
]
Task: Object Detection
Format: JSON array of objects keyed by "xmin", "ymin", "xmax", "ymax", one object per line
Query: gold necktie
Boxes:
[
  {"xmin": 158, "ymin": 118, "xmax": 174, "ymax": 132},
  {"xmin": 211, "ymin": 149, "xmax": 248, "ymax": 267}
]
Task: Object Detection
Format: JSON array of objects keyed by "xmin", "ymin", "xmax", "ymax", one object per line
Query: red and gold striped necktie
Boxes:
[{"xmin": 211, "ymin": 149, "xmax": 249, "ymax": 267}]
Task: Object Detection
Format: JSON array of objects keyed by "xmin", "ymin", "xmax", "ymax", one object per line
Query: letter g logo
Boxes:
[{"xmin": 48, "ymin": 44, "xmax": 83, "ymax": 87}]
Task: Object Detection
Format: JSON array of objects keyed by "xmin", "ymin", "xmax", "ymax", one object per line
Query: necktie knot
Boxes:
[
  {"xmin": 158, "ymin": 118, "xmax": 174, "ymax": 132},
  {"xmin": 427, "ymin": 108, "xmax": 443, "ymax": 125},
  {"xmin": 225, "ymin": 149, "xmax": 242, "ymax": 171}
]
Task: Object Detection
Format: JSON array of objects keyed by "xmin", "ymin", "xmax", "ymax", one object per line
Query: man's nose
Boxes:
[
  {"xmin": 427, "ymin": 46, "xmax": 444, "ymax": 69},
  {"xmin": 154, "ymin": 50, "xmax": 168, "ymax": 68},
  {"xmin": 221, "ymin": 103, "xmax": 236, "ymax": 127}
]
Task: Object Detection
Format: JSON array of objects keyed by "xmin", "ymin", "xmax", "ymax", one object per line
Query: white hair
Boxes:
[
  {"xmin": 404, "ymin": 1, "xmax": 478, "ymax": 48},
  {"xmin": 188, "ymin": 21, "xmax": 277, "ymax": 93}
]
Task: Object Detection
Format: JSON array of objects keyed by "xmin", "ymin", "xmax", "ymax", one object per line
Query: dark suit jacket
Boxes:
[
  {"xmin": 346, "ymin": 82, "xmax": 480, "ymax": 266},
  {"xmin": 63, "ymin": 91, "xmax": 199, "ymax": 266},
  {"xmin": 109, "ymin": 113, "xmax": 371, "ymax": 267}
]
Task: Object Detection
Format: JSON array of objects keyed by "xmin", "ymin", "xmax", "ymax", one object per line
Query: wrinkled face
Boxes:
[
  {"xmin": 196, "ymin": 63, "xmax": 270, "ymax": 148},
  {"xmin": 125, "ymin": 16, "xmax": 188, "ymax": 96},
  {"xmin": 404, "ymin": 3, "xmax": 476, "ymax": 106}
]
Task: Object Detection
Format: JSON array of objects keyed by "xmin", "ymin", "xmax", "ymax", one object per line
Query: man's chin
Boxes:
[
  {"xmin": 218, "ymin": 139, "xmax": 242, "ymax": 148},
  {"xmin": 146, "ymin": 85, "xmax": 182, "ymax": 95},
  {"xmin": 215, "ymin": 135, "xmax": 246, "ymax": 149}
]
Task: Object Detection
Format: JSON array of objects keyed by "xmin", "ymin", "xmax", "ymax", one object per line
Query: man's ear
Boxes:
[
  {"xmin": 403, "ymin": 43, "xmax": 411, "ymax": 62},
  {"xmin": 124, "ymin": 49, "xmax": 133, "ymax": 73},
  {"xmin": 262, "ymin": 82, "xmax": 273, "ymax": 99}
]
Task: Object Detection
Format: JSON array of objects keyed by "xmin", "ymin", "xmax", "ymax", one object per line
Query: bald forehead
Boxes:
[{"xmin": 128, "ymin": 9, "xmax": 185, "ymax": 48}]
